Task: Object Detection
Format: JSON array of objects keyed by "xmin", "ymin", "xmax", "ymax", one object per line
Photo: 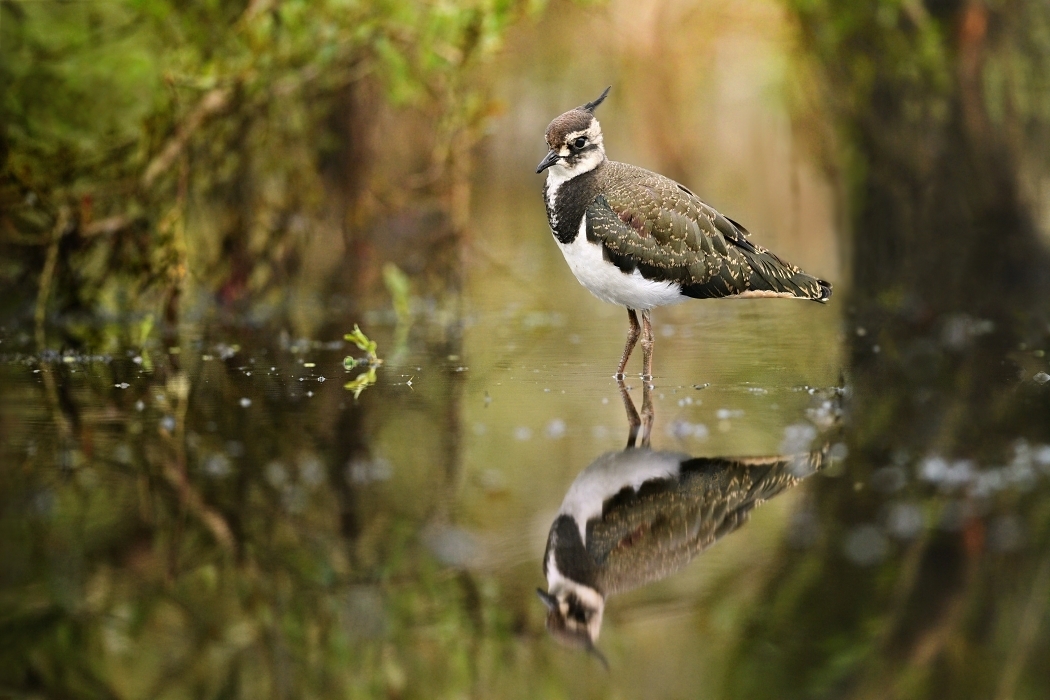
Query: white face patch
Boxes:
[
  {"xmin": 544, "ymin": 119, "xmax": 607, "ymax": 214},
  {"xmin": 544, "ymin": 552, "xmax": 606, "ymax": 641}
]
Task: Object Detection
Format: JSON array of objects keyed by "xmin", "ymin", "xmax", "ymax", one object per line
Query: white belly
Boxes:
[{"xmin": 556, "ymin": 216, "xmax": 685, "ymax": 310}]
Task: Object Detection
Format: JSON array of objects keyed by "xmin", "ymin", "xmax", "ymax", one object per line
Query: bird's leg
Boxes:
[
  {"xmin": 640, "ymin": 309, "xmax": 654, "ymax": 381},
  {"xmin": 617, "ymin": 378, "xmax": 642, "ymax": 448},
  {"xmin": 616, "ymin": 308, "xmax": 641, "ymax": 379},
  {"xmin": 639, "ymin": 380, "xmax": 654, "ymax": 448}
]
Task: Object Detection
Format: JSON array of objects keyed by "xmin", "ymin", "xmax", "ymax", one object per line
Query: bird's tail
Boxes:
[{"xmin": 740, "ymin": 247, "xmax": 832, "ymax": 303}]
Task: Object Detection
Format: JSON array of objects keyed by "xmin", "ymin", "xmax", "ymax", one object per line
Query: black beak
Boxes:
[
  {"xmin": 536, "ymin": 150, "xmax": 560, "ymax": 174},
  {"xmin": 536, "ymin": 588, "xmax": 557, "ymax": 610}
]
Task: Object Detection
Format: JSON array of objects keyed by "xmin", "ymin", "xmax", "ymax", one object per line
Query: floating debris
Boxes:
[{"xmin": 1033, "ymin": 371, "xmax": 1050, "ymax": 384}]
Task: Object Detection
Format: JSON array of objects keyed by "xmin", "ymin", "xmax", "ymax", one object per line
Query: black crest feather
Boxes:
[{"xmin": 582, "ymin": 86, "xmax": 611, "ymax": 113}]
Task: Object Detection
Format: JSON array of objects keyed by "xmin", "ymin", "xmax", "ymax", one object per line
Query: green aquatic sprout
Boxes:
[
  {"xmin": 343, "ymin": 325, "xmax": 382, "ymax": 398},
  {"xmin": 382, "ymin": 262, "xmax": 412, "ymax": 364}
]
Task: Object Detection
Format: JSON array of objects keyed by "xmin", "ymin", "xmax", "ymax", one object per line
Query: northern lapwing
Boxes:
[
  {"xmin": 537, "ymin": 412, "xmax": 827, "ymax": 660},
  {"xmin": 537, "ymin": 87, "xmax": 832, "ymax": 379}
]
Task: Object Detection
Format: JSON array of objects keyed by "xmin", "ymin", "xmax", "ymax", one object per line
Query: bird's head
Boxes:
[
  {"xmin": 536, "ymin": 585, "xmax": 608, "ymax": 667},
  {"xmin": 536, "ymin": 86, "xmax": 611, "ymax": 178}
]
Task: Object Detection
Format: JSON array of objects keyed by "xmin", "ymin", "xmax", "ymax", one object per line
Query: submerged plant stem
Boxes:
[{"xmin": 34, "ymin": 207, "xmax": 69, "ymax": 351}]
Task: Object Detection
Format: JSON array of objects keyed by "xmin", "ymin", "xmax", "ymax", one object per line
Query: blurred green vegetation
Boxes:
[
  {"xmin": 4, "ymin": 0, "xmax": 1050, "ymax": 698},
  {"xmin": 719, "ymin": 1, "xmax": 1050, "ymax": 698},
  {"xmin": 0, "ymin": 0, "xmax": 544, "ymax": 344}
]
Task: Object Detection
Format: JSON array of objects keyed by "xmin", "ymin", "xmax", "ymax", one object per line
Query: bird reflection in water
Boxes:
[{"xmin": 537, "ymin": 380, "xmax": 831, "ymax": 665}]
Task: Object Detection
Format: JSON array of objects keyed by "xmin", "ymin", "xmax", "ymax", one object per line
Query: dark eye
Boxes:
[{"xmin": 573, "ymin": 137, "xmax": 588, "ymax": 149}]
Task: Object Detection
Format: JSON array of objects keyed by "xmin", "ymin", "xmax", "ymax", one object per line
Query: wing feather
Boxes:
[{"xmin": 589, "ymin": 163, "xmax": 831, "ymax": 301}]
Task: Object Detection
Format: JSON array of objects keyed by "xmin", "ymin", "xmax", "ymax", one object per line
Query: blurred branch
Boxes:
[
  {"xmin": 81, "ymin": 214, "xmax": 138, "ymax": 238},
  {"xmin": 161, "ymin": 373, "xmax": 236, "ymax": 553},
  {"xmin": 995, "ymin": 551, "xmax": 1050, "ymax": 700},
  {"xmin": 34, "ymin": 206, "xmax": 69, "ymax": 350},
  {"xmin": 141, "ymin": 87, "xmax": 232, "ymax": 190}
]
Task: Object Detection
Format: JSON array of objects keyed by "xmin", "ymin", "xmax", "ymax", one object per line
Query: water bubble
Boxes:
[
  {"xmin": 1034, "ymin": 444, "xmax": 1050, "ymax": 473},
  {"xmin": 781, "ymin": 423, "xmax": 817, "ymax": 453},
  {"xmin": 265, "ymin": 461, "xmax": 288, "ymax": 487},
  {"xmin": 160, "ymin": 415, "xmax": 176, "ymax": 432},
  {"xmin": 33, "ymin": 490, "xmax": 55, "ymax": 518},
  {"xmin": 1033, "ymin": 371, "xmax": 1050, "ymax": 384},
  {"xmin": 918, "ymin": 458, "xmax": 974, "ymax": 489},
  {"xmin": 788, "ymin": 508, "xmax": 820, "ymax": 548},
  {"xmin": 135, "ymin": 400, "xmax": 145, "ymax": 412},
  {"xmin": 298, "ymin": 454, "xmax": 325, "ymax": 487},
  {"xmin": 113, "ymin": 444, "xmax": 133, "ymax": 465},
  {"xmin": 871, "ymin": 466, "xmax": 907, "ymax": 493},
  {"xmin": 545, "ymin": 419, "xmax": 567, "ymax": 439},
  {"xmin": 988, "ymin": 515, "xmax": 1025, "ymax": 552},
  {"xmin": 203, "ymin": 453, "xmax": 232, "ymax": 478},
  {"xmin": 885, "ymin": 502, "xmax": 924, "ymax": 539},
  {"xmin": 423, "ymin": 524, "xmax": 478, "ymax": 568},
  {"xmin": 668, "ymin": 420, "xmax": 709, "ymax": 440},
  {"xmin": 346, "ymin": 457, "xmax": 392, "ymax": 484},
  {"xmin": 938, "ymin": 500, "xmax": 973, "ymax": 531},
  {"xmin": 843, "ymin": 525, "xmax": 889, "ymax": 566},
  {"xmin": 513, "ymin": 426, "xmax": 533, "ymax": 441},
  {"xmin": 239, "ymin": 397, "xmax": 252, "ymax": 408},
  {"xmin": 282, "ymin": 484, "xmax": 308, "ymax": 513}
]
